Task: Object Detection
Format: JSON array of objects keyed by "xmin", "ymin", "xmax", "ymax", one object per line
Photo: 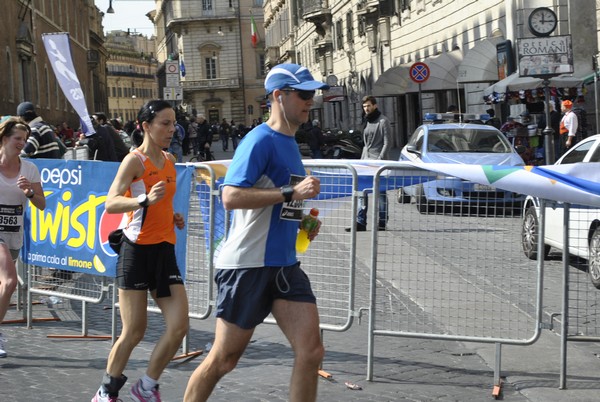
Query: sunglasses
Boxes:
[{"xmin": 282, "ymin": 88, "xmax": 316, "ymax": 101}]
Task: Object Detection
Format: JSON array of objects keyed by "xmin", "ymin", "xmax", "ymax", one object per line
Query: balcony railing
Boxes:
[
  {"xmin": 166, "ymin": 7, "xmax": 238, "ymax": 29},
  {"xmin": 109, "ymin": 71, "xmax": 155, "ymax": 79},
  {"xmin": 181, "ymin": 77, "xmax": 240, "ymax": 91},
  {"xmin": 302, "ymin": 0, "xmax": 331, "ymax": 28},
  {"xmin": 303, "ymin": 0, "xmax": 328, "ymax": 16}
]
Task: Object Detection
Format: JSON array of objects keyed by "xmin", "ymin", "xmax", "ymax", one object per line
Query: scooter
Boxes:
[{"xmin": 322, "ymin": 129, "xmax": 363, "ymax": 159}]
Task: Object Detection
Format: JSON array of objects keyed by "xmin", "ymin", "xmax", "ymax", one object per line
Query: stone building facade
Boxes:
[
  {"xmin": 105, "ymin": 30, "xmax": 158, "ymax": 123},
  {"xmin": 152, "ymin": 0, "xmax": 266, "ymax": 126},
  {"xmin": 264, "ymin": 0, "xmax": 599, "ymax": 148},
  {"xmin": 0, "ymin": 0, "xmax": 107, "ymax": 130}
]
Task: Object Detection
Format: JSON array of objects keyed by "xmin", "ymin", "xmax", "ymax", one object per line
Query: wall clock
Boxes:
[{"xmin": 528, "ymin": 7, "xmax": 557, "ymax": 37}]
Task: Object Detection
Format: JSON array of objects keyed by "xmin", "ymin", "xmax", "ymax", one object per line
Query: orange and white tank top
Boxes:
[{"xmin": 123, "ymin": 149, "xmax": 177, "ymax": 245}]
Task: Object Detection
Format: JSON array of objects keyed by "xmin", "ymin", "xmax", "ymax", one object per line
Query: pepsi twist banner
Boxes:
[
  {"xmin": 42, "ymin": 33, "xmax": 95, "ymax": 135},
  {"xmin": 22, "ymin": 160, "xmax": 193, "ymax": 278}
]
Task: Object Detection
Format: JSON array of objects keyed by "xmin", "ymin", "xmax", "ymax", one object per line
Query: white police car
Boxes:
[
  {"xmin": 398, "ymin": 113, "xmax": 525, "ymax": 213},
  {"xmin": 521, "ymin": 134, "xmax": 600, "ymax": 288}
]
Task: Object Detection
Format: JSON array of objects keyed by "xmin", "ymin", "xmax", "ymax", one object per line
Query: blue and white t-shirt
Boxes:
[{"xmin": 215, "ymin": 123, "xmax": 305, "ymax": 269}]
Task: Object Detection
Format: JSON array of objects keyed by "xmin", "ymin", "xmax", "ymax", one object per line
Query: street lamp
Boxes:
[{"xmin": 107, "ymin": 0, "xmax": 115, "ymax": 14}]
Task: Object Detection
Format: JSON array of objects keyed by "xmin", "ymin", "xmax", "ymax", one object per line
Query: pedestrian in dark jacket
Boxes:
[
  {"xmin": 196, "ymin": 115, "xmax": 213, "ymax": 160},
  {"xmin": 16, "ymin": 101, "xmax": 62, "ymax": 159},
  {"xmin": 307, "ymin": 119, "xmax": 325, "ymax": 158},
  {"xmin": 219, "ymin": 118, "xmax": 230, "ymax": 151},
  {"xmin": 76, "ymin": 117, "xmax": 118, "ymax": 161},
  {"xmin": 230, "ymin": 120, "xmax": 239, "ymax": 151},
  {"xmin": 94, "ymin": 113, "xmax": 129, "ymax": 161}
]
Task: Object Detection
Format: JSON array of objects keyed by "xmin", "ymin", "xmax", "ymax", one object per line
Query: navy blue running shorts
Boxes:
[
  {"xmin": 214, "ymin": 263, "xmax": 316, "ymax": 329},
  {"xmin": 116, "ymin": 240, "xmax": 184, "ymax": 298}
]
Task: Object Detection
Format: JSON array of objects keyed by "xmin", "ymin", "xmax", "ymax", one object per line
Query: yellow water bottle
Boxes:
[{"xmin": 296, "ymin": 208, "xmax": 320, "ymax": 254}]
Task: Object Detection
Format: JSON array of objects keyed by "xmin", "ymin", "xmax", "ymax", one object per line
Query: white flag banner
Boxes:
[
  {"xmin": 200, "ymin": 159, "xmax": 600, "ymax": 207},
  {"xmin": 411, "ymin": 162, "xmax": 600, "ymax": 208},
  {"xmin": 42, "ymin": 32, "xmax": 95, "ymax": 135}
]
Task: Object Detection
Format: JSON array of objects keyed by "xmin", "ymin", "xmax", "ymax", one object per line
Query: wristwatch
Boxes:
[
  {"xmin": 25, "ymin": 189, "xmax": 35, "ymax": 199},
  {"xmin": 280, "ymin": 185, "xmax": 294, "ymax": 203},
  {"xmin": 137, "ymin": 193, "xmax": 149, "ymax": 207}
]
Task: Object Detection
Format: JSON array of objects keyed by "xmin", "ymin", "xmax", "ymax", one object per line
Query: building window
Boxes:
[
  {"xmin": 55, "ymin": 81, "xmax": 60, "ymax": 110},
  {"xmin": 335, "ymin": 20, "xmax": 343, "ymax": 50},
  {"xmin": 379, "ymin": 0, "xmax": 395, "ymax": 16},
  {"xmin": 258, "ymin": 54, "xmax": 266, "ymax": 77},
  {"xmin": 202, "ymin": 0, "xmax": 212, "ymax": 11},
  {"xmin": 205, "ymin": 56, "xmax": 217, "ymax": 79},
  {"xmin": 346, "ymin": 12, "xmax": 354, "ymax": 44},
  {"xmin": 33, "ymin": 61, "xmax": 39, "ymax": 103},
  {"xmin": 45, "ymin": 67, "xmax": 50, "ymax": 108},
  {"xmin": 247, "ymin": 105, "xmax": 253, "ymax": 115},
  {"xmin": 6, "ymin": 49, "xmax": 14, "ymax": 101},
  {"xmin": 358, "ymin": 16, "xmax": 365, "ymax": 37}
]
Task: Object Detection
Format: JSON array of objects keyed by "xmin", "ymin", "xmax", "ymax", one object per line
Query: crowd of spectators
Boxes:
[{"xmin": 1, "ymin": 102, "xmax": 271, "ymax": 163}]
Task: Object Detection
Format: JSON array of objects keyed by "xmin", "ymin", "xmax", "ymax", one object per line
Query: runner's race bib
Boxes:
[{"xmin": 0, "ymin": 204, "xmax": 24, "ymax": 233}]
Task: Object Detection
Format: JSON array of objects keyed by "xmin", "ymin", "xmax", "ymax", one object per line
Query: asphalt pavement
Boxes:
[{"xmin": 2, "ymin": 141, "xmax": 600, "ymax": 401}]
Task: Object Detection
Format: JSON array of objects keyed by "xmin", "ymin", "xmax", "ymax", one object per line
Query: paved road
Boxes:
[
  {"xmin": 3, "ymin": 261, "xmax": 600, "ymax": 401},
  {"xmin": 2, "ymin": 142, "xmax": 600, "ymax": 401}
]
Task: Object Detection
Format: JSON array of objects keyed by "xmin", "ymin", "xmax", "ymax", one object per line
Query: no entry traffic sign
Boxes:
[{"xmin": 409, "ymin": 62, "xmax": 430, "ymax": 83}]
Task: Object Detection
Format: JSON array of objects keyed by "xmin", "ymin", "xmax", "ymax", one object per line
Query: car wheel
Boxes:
[
  {"xmin": 588, "ymin": 228, "xmax": 600, "ymax": 289},
  {"xmin": 397, "ymin": 188, "xmax": 411, "ymax": 204},
  {"xmin": 522, "ymin": 206, "xmax": 550, "ymax": 260},
  {"xmin": 415, "ymin": 184, "xmax": 430, "ymax": 214}
]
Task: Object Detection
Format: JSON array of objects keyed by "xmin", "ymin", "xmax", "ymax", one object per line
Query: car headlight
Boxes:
[{"xmin": 437, "ymin": 188, "xmax": 456, "ymax": 197}]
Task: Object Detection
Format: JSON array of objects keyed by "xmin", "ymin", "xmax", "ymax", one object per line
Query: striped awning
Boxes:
[{"xmin": 457, "ymin": 37, "xmax": 505, "ymax": 83}]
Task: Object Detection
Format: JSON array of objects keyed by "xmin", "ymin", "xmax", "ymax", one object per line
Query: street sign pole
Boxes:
[
  {"xmin": 418, "ymin": 83, "xmax": 423, "ymax": 126},
  {"xmin": 165, "ymin": 60, "xmax": 181, "ymax": 106},
  {"xmin": 542, "ymin": 79, "xmax": 556, "ymax": 164},
  {"xmin": 410, "ymin": 62, "xmax": 430, "ymax": 126}
]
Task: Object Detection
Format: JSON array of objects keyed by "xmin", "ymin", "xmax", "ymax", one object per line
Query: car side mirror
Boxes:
[{"xmin": 406, "ymin": 144, "xmax": 421, "ymax": 156}]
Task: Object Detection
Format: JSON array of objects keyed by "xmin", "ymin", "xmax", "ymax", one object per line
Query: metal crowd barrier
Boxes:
[
  {"xmin": 171, "ymin": 162, "xmax": 362, "ymax": 333},
  {"xmin": 18, "ymin": 158, "xmax": 598, "ymax": 396},
  {"xmin": 144, "ymin": 161, "xmax": 362, "ymax": 360},
  {"xmin": 17, "ymin": 148, "xmax": 108, "ymax": 338},
  {"xmin": 25, "ymin": 263, "xmax": 111, "ymax": 339},
  {"xmin": 145, "ymin": 164, "xmax": 215, "ymax": 321},
  {"xmin": 550, "ymin": 202, "xmax": 600, "ymax": 389},
  {"xmin": 365, "ymin": 163, "xmax": 543, "ymax": 398},
  {"xmin": 263, "ymin": 162, "xmax": 361, "ymax": 331},
  {"xmin": 62, "ymin": 145, "xmax": 90, "ymax": 160},
  {"xmin": 141, "ymin": 164, "xmax": 216, "ymax": 358},
  {"xmin": 184, "ymin": 164, "xmax": 217, "ymax": 320}
]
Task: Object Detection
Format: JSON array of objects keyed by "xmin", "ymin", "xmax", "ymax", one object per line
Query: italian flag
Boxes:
[{"xmin": 251, "ymin": 15, "xmax": 259, "ymax": 48}]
